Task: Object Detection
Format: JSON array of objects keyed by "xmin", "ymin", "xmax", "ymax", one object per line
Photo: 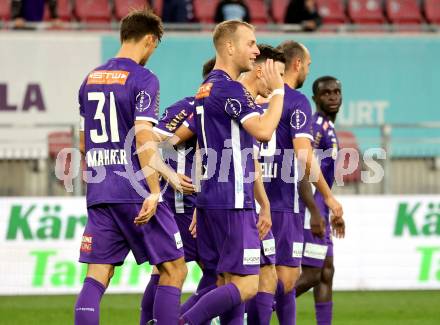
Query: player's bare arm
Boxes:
[
  {"xmin": 169, "ymin": 123, "xmax": 195, "ymax": 146},
  {"xmin": 79, "ymin": 131, "xmax": 85, "ymax": 155},
  {"xmin": 134, "ymin": 121, "xmax": 162, "ymax": 225},
  {"xmin": 294, "ymin": 137, "xmax": 343, "ymax": 219},
  {"xmin": 242, "ymin": 59, "xmax": 285, "ymax": 141},
  {"xmin": 298, "ymin": 177, "xmax": 325, "ymax": 238},
  {"xmin": 254, "ymin": 158, "xmax": 272, "ymax": 240},
  {"xmin": 152, "ymin": 124, "xmax": 195, "ymax": 194}
]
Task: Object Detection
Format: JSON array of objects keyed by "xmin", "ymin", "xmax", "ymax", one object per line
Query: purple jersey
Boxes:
[
  {"xmin": 79, "ymin": 58, "xmax": 160, "ymax": 207},
  {"xmin": 193, "ymin": 69, "xmax": 260, "ymax": 209},
  {"xmin": 259, "ymin": 83, "xmax": 314, "ymax": 212},
  {"xmin": 154, "ymin": 97, "xmax": 197, "ymax": 214},
  {"xmin": 312, "ymin": 112, "xmax": 339, "ymax": 216}
]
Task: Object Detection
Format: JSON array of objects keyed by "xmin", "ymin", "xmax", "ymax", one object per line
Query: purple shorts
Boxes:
[
  {"xmin": 79, "ymin": 202, "xmax": 184, "ymax": 266},
  {"xmin": 174, "ymin": 208, "xmax": 198, "ymax": 263},
  {"xmin": 197, "ymin": 209, "xmax": 260, "ymax": 275},
  {"xmin": 271, "ymin": 210, "xmax": 304, "ymax": 267},
  {"xmin": 260, "ymin": 230, "xmax": 276, "ymax": 266},
  {"xmin": 301, "ymin": 205, "xmax": 333, "ymax": 268}
]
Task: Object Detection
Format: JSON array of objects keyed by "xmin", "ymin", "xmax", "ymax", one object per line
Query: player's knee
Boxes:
[
  {"xmin": 259, "ymin": 265, "xmax": 278, "ymax": 293},
  {"xmin": 232, "ymin": 274, "xmax": 259, "ymax": 301},
  {"xmin": 86, "ymin": 264, "xmax": 115, "ymax": 288},
  {"xmin": 281, "ymin": 277, "xmax": 296, "ymax": 293},
  {"xmin": 322, "ymin": 264, "xmax": 334, "ymax": 283},
  {"xmin": 159, "ymin": 258, "xmax": 188, "ymax": 283},
  {"xmin": 304, "ymin": 267, "xmax": 322, "ymax": 288}
]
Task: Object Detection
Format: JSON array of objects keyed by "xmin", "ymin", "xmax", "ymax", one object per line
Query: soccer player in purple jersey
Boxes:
[
  {"xmin": 258, "ymin": 41, "xmax": 343, "ymax": 325},
  {"xmin": 142, "ymin": 63, "xmax": 219, "ymax": 325},
  {"xmin": 177, "ymin": 20, "xmax": 286, "ymax": 325},
  {"xmin": 74, "ymin": 10, "xmax": 193, "ymax": 325},
  {"xmin": 295, "ymin": 76, "xmax": 346, "ymax": 325},
  {"xmin": 238, "ymin": 44, "xmax": 286, "ymax": 325}
]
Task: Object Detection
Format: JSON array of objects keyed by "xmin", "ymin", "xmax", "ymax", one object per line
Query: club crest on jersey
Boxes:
[
  {"xmin": 225, "ymin": 98, "xmax": 242, "ymax": 118},
  {"xmin": 290, "ymin": 109, "xmax": 307, "ymax": 130},
  {"xmin": 80, "ymin": 235, "xmax": 92, "ymax": 253},
  {"xmin": 195, "ymin": 83, "xmax": 213, "ymax": 99},
  {"xmin": 136, "ymin": 90, "xmax": 152, "ymax": 112}
]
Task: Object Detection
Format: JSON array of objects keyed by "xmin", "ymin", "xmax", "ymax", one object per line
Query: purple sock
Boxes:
[
  {"xmin": 140, "ymin": 274, "xmax": 160, "ymax": 325},
  {"xmin": 275, "ymin": 281, "xmax": 296, "ymax": 325},
  {"xmin": 219, "ymin": 303, "xmax": 245, "ymax": 325},
  {"xmin": 153, "ymin": 285, "xmax": 181, "ymax": 325},
  {"xmin": 197, "ymin": 269, "xmax": 217, "ymax": 291},
  {"xmin": 315, "ymin": 301, "xmax": 333, "ymax": 325},
  {"xmin": 181, "ymin": 283, "xmax": 242, "ymax": 325},
  {"xmin": 181, "ymin": 284, "xmax": 217, "ymax": 315},
  {"xmin": 74, "ymin": 277, "xmax": 106, "ymax": 325},
  {"xmin": 246, "ymin": 292, "xmax": 274, "ymax": 325}
]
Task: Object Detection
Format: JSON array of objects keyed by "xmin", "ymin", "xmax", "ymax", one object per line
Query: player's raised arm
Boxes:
[{"xmin": 242, "ymin": 59, "xmax": 285, "ymax": 142}]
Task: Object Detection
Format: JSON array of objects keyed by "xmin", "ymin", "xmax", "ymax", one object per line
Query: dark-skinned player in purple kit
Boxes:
[
  {"xmin": 296, "ymin": 76, "xmax": 346, "ymax": 325},
  {"xmin": 74, "ymin": 10, "xmax": 194, "ymax": 325}
]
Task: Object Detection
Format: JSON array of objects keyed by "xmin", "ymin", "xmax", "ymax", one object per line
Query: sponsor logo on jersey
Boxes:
[
  {"xmin": 136, "ymin": 90, "xmax": 152, "ymax": 112},
  {"xmin": 304, "ymin": 242, "xmax": 328, "ymax": 260},
  {"xmin": 262, "ymin": 238, "xmax": 276, "ymax": 256},
  {"xmin": 292, "ymin": 242, "xmax": 304, "ymax": 258},
  {"xmin": 80, "ymin": 235, "xmax": 92, "ymax": 253},
  {"xmin": 87, "ymin": 70, "xmax": 130, "ymax": 85},
  {"xmin": 166, "ymin": 109, "xmax": 188, "ymax": 131},
  {"xmin": 225, "ymin": 98, "xmax": 242, "ymax": 118},
  {"xmin": 243, "ymin": 249, "xmax": 260, "ymax": 265},
  {"xmin": 195, "ymin": 83, "xmax": 213, "ymax": 99},
  {"xmin": 174, "ymin": 232, "xmax": 183, "ymax": 249},
  {"xmin": 290, "ymin": 109, "xmax": 307, "ymax": 130}
]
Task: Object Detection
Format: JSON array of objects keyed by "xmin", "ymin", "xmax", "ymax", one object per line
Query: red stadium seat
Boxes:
[
  {"xmin": 0, "ymin": 0, "xmax": 10, "ymax": 21},
  {"xmin": 271, "ymin": 0, "xmax": 290, "ymax": 23},
  {"xmin": 152, "ymin": 0, "xmax": 163, "ymax": 17},
  {"xmin": 114, "ymin": 0, "xmax": 150, "ymax": 20},
  {"xmin": 193, "ymin": 0, "xmax": 220, "ymax": 23},
  {"xmin": 335, "ymin": 131, "xmax": 362, "ymax": 184},
  {"xmin": 246, "ymin": 0, "xmax": 269, "ymax": 24},
  {"xmin": 316, "ymin": 0, "xmax": 347, "ymax": 24},
  {"xmin": 348, "ymin": 0, "xmax": 386, "ymax": 24},
  {"xmin": 74, "ymin": 0, "xmax": 112, "ymax": 23},
  {"xmin": 44, "ymin": 0, "xmax": 72, "ymax": 21},
  {"xmin": 424, "ymin": 0, "xmax": 440, "ymax": 24},
  {"xmin": 386, "ymin": 0, "xmax": 423, "ymax": 24}
]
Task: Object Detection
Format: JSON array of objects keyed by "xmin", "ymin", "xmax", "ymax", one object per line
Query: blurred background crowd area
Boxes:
[{"xmin": 1, "ymin": 0, "xmax": 440, "ymax": 32}]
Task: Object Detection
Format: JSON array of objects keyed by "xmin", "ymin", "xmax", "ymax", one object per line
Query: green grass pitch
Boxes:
[{"xmin": 0, "ymin": 291, "xmax": 438, "ymax": 324}]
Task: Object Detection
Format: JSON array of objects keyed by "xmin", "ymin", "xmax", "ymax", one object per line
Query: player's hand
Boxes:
[
  {"xmin": 310, "ymin": 210, "xmax": 326, "ymax": 238},
  {"xmin": 262, "ymin": 59, "xmax": 284, "ymax": 92},
  {"xmin": 189, "ymin": 209, "xmax": 197, "ymax": 238},
  {"xmin": 134, "ymin": 194, "xmax": 160, "ymax": 226},
  {"xmin": 331, "ymin": 215, "xmax": 345, "ymax": 239},
  {"xmin": 257, "ymin": 206, "xmax": 272, "ymax": 240},
  {"xmin": 324, "ymin": 196, "xmax": 343, "ymax": 219},
  {"xmin": 170, "ymin": 173, "xmax": 195, "ymax": 195}
]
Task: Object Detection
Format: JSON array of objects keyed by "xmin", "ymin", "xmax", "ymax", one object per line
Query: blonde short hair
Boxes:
[{"xmin": 213, "ymin": 20, "xmax": 254, "ymax": 49}]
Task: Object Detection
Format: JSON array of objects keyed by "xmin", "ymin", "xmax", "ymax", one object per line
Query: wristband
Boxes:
[{"xmin": 269, "ymin": 88, "xmax": 285, "ymax": 98}]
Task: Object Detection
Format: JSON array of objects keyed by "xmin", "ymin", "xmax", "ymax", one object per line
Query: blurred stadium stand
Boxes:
[
  {"xmin": 348, "ymin": 0, "xmax": 386, "ymax": 24},
  {"xmin": 0, "ymin": 0, "xmax": 439, "ymax": 31}
]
